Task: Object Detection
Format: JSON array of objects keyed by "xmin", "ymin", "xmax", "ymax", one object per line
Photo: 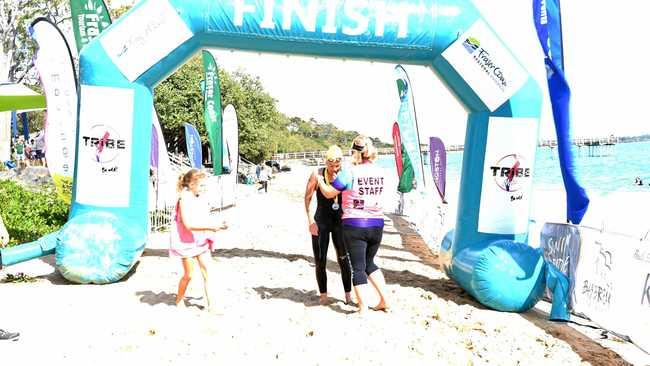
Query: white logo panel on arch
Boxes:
[
  {"xmin": 75, "ymin": 85, "xmax": 134, "ymax": 207},
  {"xmin": 478, "ymin": 117, "xmax": 538, "ymax": 234},
  {"xmin": 442, "ymin": 19, "xmax": 528, "ymax": 112},
  {"xmin": 99, "ymin": 0, "xmax": 193, "ymax": 82}
]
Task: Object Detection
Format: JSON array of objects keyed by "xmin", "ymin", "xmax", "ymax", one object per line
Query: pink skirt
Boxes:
[{"xmin": 169, "ymin": 202, "xmax": 215, "ymax": 258}]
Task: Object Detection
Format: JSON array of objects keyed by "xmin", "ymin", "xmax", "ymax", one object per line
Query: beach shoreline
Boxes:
[{"xmin": 0, "ymin": 167, "xmax": 646, "ymax": 365}]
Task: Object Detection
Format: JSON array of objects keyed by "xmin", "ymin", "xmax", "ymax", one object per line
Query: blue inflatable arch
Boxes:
[{"xmin": 2, "ymin": 0, "xmax": 568, "ymax": 317}]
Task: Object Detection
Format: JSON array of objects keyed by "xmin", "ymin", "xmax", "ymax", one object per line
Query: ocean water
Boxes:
[{"xmin": 377, "ymin": 141, "xmax": 650, "ymax": 194}]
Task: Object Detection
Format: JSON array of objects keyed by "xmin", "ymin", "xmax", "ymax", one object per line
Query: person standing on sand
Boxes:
[
  {"xmin": 258, "ymin": 164, "xmax": 270, "ymax": 193},
  {"xmin": 304, "ymin": 145, "xmax": 353, "ymax": 305},
  {"xmin": 317, "ymin": 136, "xmax": 390, "ymax": 313},
  {"xmin": 171, "ymin": 169, "xmax": 228, "ymax": 312}
]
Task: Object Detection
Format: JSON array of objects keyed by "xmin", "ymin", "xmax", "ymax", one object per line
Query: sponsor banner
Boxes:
[
  {"xmin": 76, "ymin": 85, "xmax": 134, "ymax": 207},
  {"xmin": 478, "ymin": 117, "xmax": 538, "ymax": 234},
  {"xmin": 202, "ymin": 50, "xmax": 223, "ymax": 175},
  {"xmin": 429, "ymin": 137, "xmax": 446, "ymax": 203},
  {"xmin": 100, "ymin": 0, "xmax": 192, "ymax": 82},
  {"xmin": 30, "ymin": 18, "xmax": 79, "ymax": 201},
  {"xmin": 184, "ymin": 123, "xmax": 202, "ymax": 169},
  {"xmin": 442, "ymin": 19, "xmax": 528, "ymax": 111},
  {"xmin": 394, "ymin": 65, "xmax": 425, "ymax": 190},
  {"xmin": 540, "ymin": 223, "xmax": 581, "ymax": 309},
  {"xmin": 70, "ymin": 0, "xmax": 111, "ymax": 51},
  {"xmin": 222, "ymin": 104, "xmax": 238, "ymax": 174},
  {"xmin": 573, "ymin": 228, "xmax": 650, "ymax": 352}
]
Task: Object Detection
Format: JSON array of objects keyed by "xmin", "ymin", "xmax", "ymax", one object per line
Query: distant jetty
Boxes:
[{"xmin": 273, "ymin": 136, "xmax": 618, "ymax": 163}]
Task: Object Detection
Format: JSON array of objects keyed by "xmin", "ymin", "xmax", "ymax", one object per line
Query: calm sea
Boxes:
[{"xmin": 377, "ymin": 140, "xmax": 650, "ymax": 194}]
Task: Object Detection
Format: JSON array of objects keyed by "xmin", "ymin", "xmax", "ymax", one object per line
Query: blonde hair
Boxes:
[
  {"xmin": 177, "ymin": 169, "xmax": 206, "ymax": 192},
  {"xmin": 325, "ymin": 145, "xmax": 343, "ymax": 160},
  {"xmin": 350, "ymin": 135, "xmax": 377, "ymax": 165}
]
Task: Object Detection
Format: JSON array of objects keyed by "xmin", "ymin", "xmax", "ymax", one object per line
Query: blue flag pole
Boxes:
[{"xmin": 533, "ymin": 0, "xmax": 589, "ymax": 224}]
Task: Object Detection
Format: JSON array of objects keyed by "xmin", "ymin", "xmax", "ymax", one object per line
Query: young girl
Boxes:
[{"xmin": 171, "ymin": 169, "xmax": 227, "ymax": 312}]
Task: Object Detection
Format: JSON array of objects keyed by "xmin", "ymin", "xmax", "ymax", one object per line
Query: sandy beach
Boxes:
[{"xmin": 0, "ymin": 166, "xmax": 647, "ymax": 365}]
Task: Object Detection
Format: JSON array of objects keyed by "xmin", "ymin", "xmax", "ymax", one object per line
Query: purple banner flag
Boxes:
[
  {"xmin": 429, "ymin": 137, "xmax": 447, "ymax": 203},
  {"xmin": 150, "ymin": 124, "xmax": 159, "ymax": 169}
]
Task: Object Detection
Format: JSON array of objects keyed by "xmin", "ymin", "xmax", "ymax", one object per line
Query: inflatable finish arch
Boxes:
[{"xmin": 1, "ymin": 0, "xmax": 567, "ymax": 316}]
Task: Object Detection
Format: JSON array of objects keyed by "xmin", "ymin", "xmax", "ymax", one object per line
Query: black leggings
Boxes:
[
  {"xmin": 342, "ymin": 225, "xmax": 383, "ymax": 286},
  {"xmin": 311, "ymin": 222, "xmax": 352, "ymax": 293}
]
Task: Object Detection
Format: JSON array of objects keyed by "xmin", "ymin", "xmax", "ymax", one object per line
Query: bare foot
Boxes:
[
  {"xmin": 319, "ymin": 294, "xmax": 329, "ymax": 305},
  {"xmin": 371, "ymin": 301, "xmax": 390, "ymax": 312},
  {"xmin": 344, "ymin": 292, "xmax": 353, "ymax": 305},
  {"xmin": 175, "ymin": 299, "xmax": 186, "ymax": 308}
]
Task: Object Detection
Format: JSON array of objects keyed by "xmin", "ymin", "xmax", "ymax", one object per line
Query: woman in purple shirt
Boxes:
[{"xmin": 317, "ymin": 136, "xmax": 390, "ymax": 313}]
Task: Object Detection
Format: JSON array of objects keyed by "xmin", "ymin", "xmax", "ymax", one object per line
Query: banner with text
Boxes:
[
  {"xmin": 202, "ymin": 50, "xmax": 223, "ymax": 175},
  {"xmin": 30, "ymin": 18, "xmax": 79, "ymax": 202},
  {"xmin": 184, "ymin": 122, "xmax": 202, "ymax": 169},
  {"xmin": 70, "ymin": 0, "xmax": 111, "ymax": 51},
  {"xmin": 394, "ymin": 65, "xmax": 424, "ymax": 192}
]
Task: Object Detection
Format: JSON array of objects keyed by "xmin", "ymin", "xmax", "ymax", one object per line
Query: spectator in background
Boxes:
[
  {"xmin": 258, "ymin": 164, "xmax": 269, "ymax": 193},
  {"xmin": 13, "ymin": 137, "xmax": 27, "ymax": 169}
]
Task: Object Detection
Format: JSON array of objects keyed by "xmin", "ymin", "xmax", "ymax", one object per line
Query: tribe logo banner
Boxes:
[
  {"xmin": 75, "ymin": 86, "xmax": 134, "ymax": 207},
  {"xmin": 478, "ymin": 117, "xmax": 538, "ymax": 234},
  {"xmin": 490, "ymin": 154, "xmax": 531, "ymax": 193},
  {"xmin": 81, "ymin": 124, "xmax": 127, "ymax": 170}
]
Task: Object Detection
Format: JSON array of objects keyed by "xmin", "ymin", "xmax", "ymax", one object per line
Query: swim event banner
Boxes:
[
  {"xmin": 29, "ymin": 18, "xmax": 78, "ymax": 202},
  {"xmin": 184, "ymin": 122, "xmax": 202, "ymax": 169},
  {"xmin": 572, "ymin": 227, "xmax": 650, "ymax": 353},
  {"xmin": 70, "ymin": 0, "xmax": 111, "ymax": 51},
  {"xmin": 394, "ymin": 65, "xmax": 424, "ymax": 191},
  {"xmin": 429, "ymin": 137, "xmax": 446, "ymax": 203},
  {"xmin": 533, "ymin": 0, "xmax": 589, "ymax": 224},
  {"xmin": 202, "ymin": 50, "xmax": 223, "ymax": 175}
]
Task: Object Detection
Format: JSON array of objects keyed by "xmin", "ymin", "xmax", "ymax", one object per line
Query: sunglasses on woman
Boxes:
[{"xmin": 326, "ymin": 158, "xmax": 341, "ymax": 163}]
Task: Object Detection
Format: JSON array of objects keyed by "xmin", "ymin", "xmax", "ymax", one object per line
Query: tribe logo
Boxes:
[
  {"xmin": 489, "ymin": 154, "xmax": 530, "ymax": 192},
  {"xmin": 396, "ymin": 78, "xmax": 409, "ymax": 102},
  {"xmin": 463, "ymin": 37, "xmax": 480, "ymax": 53},
  {"xmin": 81, "ymin": 124, "xmax": 126, "ymax": 164}
]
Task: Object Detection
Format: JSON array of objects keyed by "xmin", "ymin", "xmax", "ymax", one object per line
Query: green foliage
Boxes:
[
  {"xmin": 0, "ymin": 180, "xmax": 70, "ymax": 247},
  {"xmin": 153, "ymin": 54, "xmax": 389, "ymax": 163},
  {"xmin": 0, "ymin": 0, "xmax": 68, "ymax": 83}
]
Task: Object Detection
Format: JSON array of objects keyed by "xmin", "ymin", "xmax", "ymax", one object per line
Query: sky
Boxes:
[{"xmin": 112, "ymin": 0, "xmax": 650, "ymax": 145}]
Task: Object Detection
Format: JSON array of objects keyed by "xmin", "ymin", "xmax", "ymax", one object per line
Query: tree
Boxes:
[{"xmin": 0, "ymin": 0, "xmax": 68, "ymax": 83}]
